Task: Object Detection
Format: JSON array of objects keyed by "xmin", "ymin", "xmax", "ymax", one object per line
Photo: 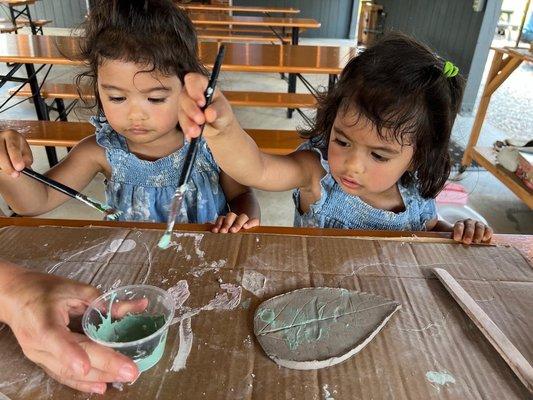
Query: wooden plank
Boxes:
[
  {"xmin": 1, "ymin": 217, "xmax": 531, "ymax": 256},
  {"xmin": 197, "ymin": 30, "xmax": 290, "ymax": 43},
  {"xmin": 189, "ymin": 13, "xmax": 320, "ymax": 29},
  {"xmin": 0, "ymin": 120, "xmax": 304, "ymax": 155},
  {"xmin": 0, "ymin": 35, "xmax": 355, "ymax": 74},
  {"xmin": 9, "ymin": 83, "xmax": 317, "ymax": 108},
  {"xmin": 472, "ymin": 147, "xmax": 533, "ymax": 209},
  {"xmin": 0, "ymin": 0, "xmax": 35, "ymax": 5},
  {"xmin": 433, "ymin": 267, "xmax": 533, "ymax": 393},
  {"xmin": 179, "ymin": 4, "xmax": 300, "ymax": 14},
  {"xmin": 0, "ymin": 216, "xmax": 455, "ymax": 239}
]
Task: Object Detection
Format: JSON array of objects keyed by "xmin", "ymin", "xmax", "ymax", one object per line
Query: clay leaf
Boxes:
[{"xmin": 254, "ymin": 287, "xmax": 400, "ymax": 370}]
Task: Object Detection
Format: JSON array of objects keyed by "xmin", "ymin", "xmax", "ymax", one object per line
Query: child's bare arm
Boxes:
[
  {"xmin": 0, "ymin": 131, "xmax": 106, "ymax": 216},
  {"xmin": 178, "ymin": 73, "xmax": 320, "ymax": 192},
  {"xmin": 213, "ymin": 171, "xmax": 260, "ymax": 233}
]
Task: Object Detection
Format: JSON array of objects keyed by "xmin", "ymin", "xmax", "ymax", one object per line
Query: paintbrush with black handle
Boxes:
[
  {"xmin": 20, "ymin": 168, "xmax": 121, "ymax": 220},
  {"xmin": 158, "ymin": 44, "xmax": 226, "ymax": 249}
]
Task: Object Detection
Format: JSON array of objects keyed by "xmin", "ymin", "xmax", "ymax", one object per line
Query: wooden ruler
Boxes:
[{"xmin": 433, "ymin": 267, "xmax": 533, "ymax": 393}]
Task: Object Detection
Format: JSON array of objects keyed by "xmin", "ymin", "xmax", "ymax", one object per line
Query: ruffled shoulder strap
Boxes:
[
  {"xmin": 296, "ymin": 140, "xmax": 330, "ymax": 173},
  {"xmin": 91, "ymin": 116, "xmax": 128, "ymax": 152}
]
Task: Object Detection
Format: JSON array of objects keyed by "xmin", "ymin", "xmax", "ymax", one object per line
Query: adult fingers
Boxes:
[
  {"xmin": 32, "ymin": 326, "xmax": 92, "ymax": 379},
  {"xmin": 78, "ymin": 338, "xmax": 138, "ymax": 382},
  {"xmin": 110, "ymin": 298, "xmax": 149, "ymax": 318},
  {"xmin": 42, "ymin": 366, "xmax": 107, "ymax": 394}
]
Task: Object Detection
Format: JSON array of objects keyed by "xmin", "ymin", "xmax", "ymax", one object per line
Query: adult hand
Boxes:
[{"xmin": 0, "ymin": 262, "xmax": 139, "ymax": 394}]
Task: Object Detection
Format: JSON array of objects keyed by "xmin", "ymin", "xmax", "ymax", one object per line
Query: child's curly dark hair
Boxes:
[
  {"xmin": 301, "ymin": 32, "xmax": 465, "ymax": 199},
  {"xmin": 74, "ymin": 0, "xmax": 206, "ymax": 113}
]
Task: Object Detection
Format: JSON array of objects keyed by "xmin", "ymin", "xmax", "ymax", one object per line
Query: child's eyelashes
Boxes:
[
  {"xmin": 333, "ymin": 138, "xmax": 349, "ymax": 147},
  {"xmin": 148, "ymin": 98, "xmax": 167, "ymax": 104},
  {"xmin": 371, "ymin": 152, "xmax": 390, "ymax": 162},
  {"xmin": 108, "ymin": 96, "xmax": 126, "ymax": 103}
]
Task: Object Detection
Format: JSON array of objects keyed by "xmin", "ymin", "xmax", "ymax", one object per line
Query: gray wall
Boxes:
[
  {"xmin": 235, "ymin": 0, "xmax": 357, "ymax": 38},
  {"xmin": 0, "ymin": 0, "xmax": 87, "ymax": 28},
  {"xmin": 378, "ymin": 0, "xmax": 503, "ymax": 113}
]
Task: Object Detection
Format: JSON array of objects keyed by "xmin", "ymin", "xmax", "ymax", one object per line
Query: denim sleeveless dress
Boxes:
[
  {"xmin": 92, "ymin": 116, "xmax": 228, "ymax": 223},
  {"xmin": 293, "ymin": 141, "xmax": 437, "ymax": 230}
]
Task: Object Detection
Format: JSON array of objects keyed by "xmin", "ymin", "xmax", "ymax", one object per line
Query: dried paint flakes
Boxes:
[
  {"xmin": 426, "ymin": 370, "xmax": 456, "ymax": 391},
  {"xmin": 241, "ymin": 270, "xmax": 267, "ymax": 297}
]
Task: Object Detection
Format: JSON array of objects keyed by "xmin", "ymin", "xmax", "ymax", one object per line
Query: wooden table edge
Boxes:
[{"xmin": 0, "ymin": 217, "xmax": 530, "ymax": 266}]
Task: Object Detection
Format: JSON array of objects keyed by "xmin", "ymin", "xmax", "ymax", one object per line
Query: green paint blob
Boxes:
[
  {"xmin": 259, "ymin": 308, "xmax": 276, "ymax": 323},
  {"xmin": 426, "ymin": 371, "xmax": 456, "ymax": 386},
  {"xmin": 88, "ymin": 314, "xmax": 165, "ymax": 343},
  {"xmin": 241, "ymin": 298, "xmax": 251, "ymax": 310},
  {"xmin": 158, "ymin": 234, "xmax": 172, "ymax": 249}
]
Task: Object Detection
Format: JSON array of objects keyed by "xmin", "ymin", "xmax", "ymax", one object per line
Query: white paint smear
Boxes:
[
  {"xmin": 169, "ymin": 283, "xmax": 242, "ymax": 372},
  {"xmin": 168, "ymin": 232, "xmax": 206, "ymax": 261},
  {"xmin": 322, "ymin": 384, "xmax": 334, "ymax": 400},
  {"xmin": 168, "ymin": 280, "xmax": 190, "ymax": 309},
  {"xmin": 89, "ymin": 238, "xmax": 136, "ymax": 261},
  {"xmin": 241, "ymin": 270, "xmax": 267, "ymax": 296},
  {"xmin": 47, "ymin": 242, "xmax": 103, "ymax": 274},
  {"xmin": 141, "ymin": 243, "xmax": 152, "ymax": 284},
  {"xmin": 171, "ymin": 317, "xmax": 193, "ymax": 372},
  {"xmin": 189, "ymin": 259, "xmax": 227, "ymax": 277}
]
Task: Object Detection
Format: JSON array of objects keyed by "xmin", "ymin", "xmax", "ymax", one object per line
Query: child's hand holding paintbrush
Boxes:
[{"xmin": 0, "ymin": 130, "xmax": 119, "ymax": 219}]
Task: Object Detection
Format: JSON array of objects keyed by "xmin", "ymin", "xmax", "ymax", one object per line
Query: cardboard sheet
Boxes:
[{"xmin": 0, "ymin": 225, "xmax": 531, "ymax": 399}]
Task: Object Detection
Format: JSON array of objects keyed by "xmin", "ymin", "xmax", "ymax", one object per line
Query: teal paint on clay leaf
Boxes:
[{"xmin": 253, "ymin": 287, "xmax": 401, "ymax": 369}]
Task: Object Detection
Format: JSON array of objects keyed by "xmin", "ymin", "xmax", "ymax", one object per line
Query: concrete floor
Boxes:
[{"xmin": 0, "ymin": 29, "xmax": 531, "ymax": 234}]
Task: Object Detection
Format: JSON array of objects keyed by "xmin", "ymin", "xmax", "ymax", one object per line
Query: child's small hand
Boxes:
[
  {"xmin": 178, "ymin": 73, "xmax": 235, "ymax": 140},
  {"xmin": 0, "ymin": 129, "xmax": 33, "ymax": 178},
  {"xmin": 452, "ymin": 219, "xmax": 493, "ymax": 244},
  {"xmin": 211, "ymin": 212, "xmax": 260, "ymax": 233}
]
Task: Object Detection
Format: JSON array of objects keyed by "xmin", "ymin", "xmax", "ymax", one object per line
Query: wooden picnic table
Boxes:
[
  {"xmin": 179, "ymin": 3, "xmax": 300, "ymax": 16},
  {"xmin": 0, "ymin": 34, "xmax": 354, "ymax": 74},
  {"xmin": 0, "ymin": 0, "xmax": 35, "ymax": 5},
  {"xmin": 0, "ymin": 216, "xmax": 531, "ymax": 399},
  {"xmin": 461, "ymin": 47, "xmax": 533, "ymax": 209},
  {"xmin": 189, "ymin": 13, "xmax": 320, "ymax": 45},
  {"xmin": 0, "ymin": 0, "xmax": 43, "ymax": 35},
  {"xmin": 0, "ymin": 34, "xmax": 354, "ymax": 125}
]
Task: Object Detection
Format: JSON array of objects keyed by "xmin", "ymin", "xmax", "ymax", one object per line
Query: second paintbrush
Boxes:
[
  {"xmin": 158, "ymin": 44, "xmax": 226, "ymax": 249},
  {"xmin": 20, "ymin": 168, "xmax": 121, "ymax": 220}
]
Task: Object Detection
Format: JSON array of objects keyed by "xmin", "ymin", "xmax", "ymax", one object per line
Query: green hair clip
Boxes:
[{"xmin": 443, "ymin": 61, "xmax": 459, "ymax": 78}]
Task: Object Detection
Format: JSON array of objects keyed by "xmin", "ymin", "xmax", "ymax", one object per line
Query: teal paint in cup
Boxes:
[{"xmin": 82, "ymin": 285, "xmax": 175, "ymax": 372}]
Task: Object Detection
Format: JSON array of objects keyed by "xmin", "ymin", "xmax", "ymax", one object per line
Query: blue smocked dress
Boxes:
[
  {"xmin": 293, "ymin": 142, "xmax": 437, "ymax": 230},
  {"xmin": 92, "ymin": 117, "xmax": 228, "ymax": 223}
]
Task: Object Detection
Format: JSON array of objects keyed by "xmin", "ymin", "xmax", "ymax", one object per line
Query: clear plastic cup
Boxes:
[{"xmin": 82, "ymin": 285, "xmax": 175, "ymax": 372}]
